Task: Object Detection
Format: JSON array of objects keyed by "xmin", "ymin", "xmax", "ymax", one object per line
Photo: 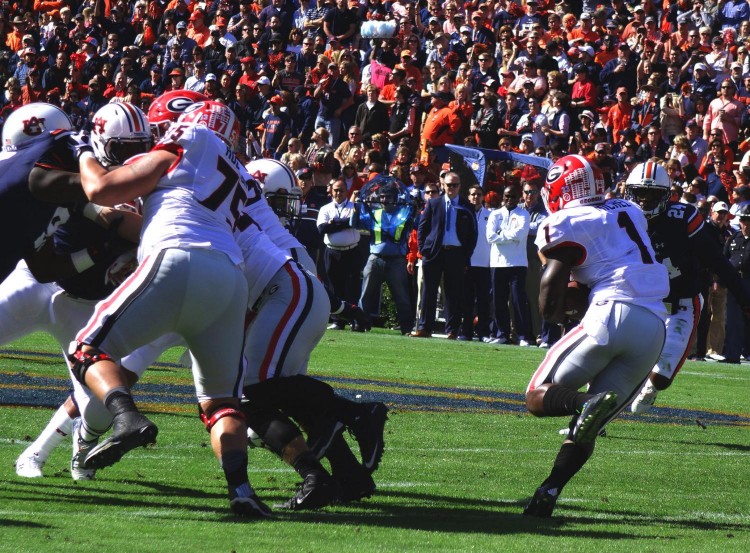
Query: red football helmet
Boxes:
[
  {"xmin": 542, "ymin": 154, "xmax": 607, "ymax": 213},
  {"xmin": 176, "ymin": 100, "xmax": 241, "ymax": 149},
  {"xmin": 147, "ymin": 89, "xmax": 208, "ymax": 138}
]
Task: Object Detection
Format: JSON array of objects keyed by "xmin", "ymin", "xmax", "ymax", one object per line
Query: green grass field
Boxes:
[{"xmin": 2, "ymin": 329, "xmax": 750, "ymax": 552}]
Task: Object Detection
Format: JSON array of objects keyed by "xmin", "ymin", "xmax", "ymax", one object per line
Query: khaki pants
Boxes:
[{"xmin": 706, "ymin": 286, "xmax": 727, "ymax": 356}]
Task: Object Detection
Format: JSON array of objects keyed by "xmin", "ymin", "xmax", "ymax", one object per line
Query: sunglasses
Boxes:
[
  {"xmin": 445, "ymin": 182, "xmax": 460, "ymax": 188},
  {"xmin": 523, "ymin": 190, "xmax": 538, "ymax": 195}
]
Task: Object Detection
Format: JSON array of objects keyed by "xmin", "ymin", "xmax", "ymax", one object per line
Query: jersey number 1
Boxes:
[{"xmin": 617, "ymin": 211, "xmax": 654, "ymax": 264}]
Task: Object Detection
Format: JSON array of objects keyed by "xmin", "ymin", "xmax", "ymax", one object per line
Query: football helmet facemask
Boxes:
[
  {"xmin": 625, "ymin": 161, "xmax": 671, "ymax": 219},
  {"xmin": 91, "ymin": 102, "xmax": 153, "ymax": 166},
  {"xmin": 246, "ymin": 158, "xmax": 302, "ymax": 222},
  {"xmin": 541, "ymin": 154, "xmax": 607, "ymax": 213},
  {"xmin": 1, "ymin": 102, "xmax": 72, "ymax": 150}
]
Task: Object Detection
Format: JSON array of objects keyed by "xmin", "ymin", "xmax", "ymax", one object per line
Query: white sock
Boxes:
[{"xmin": 27, "ymin": 404, "xmax": 75, "ymax": 461}]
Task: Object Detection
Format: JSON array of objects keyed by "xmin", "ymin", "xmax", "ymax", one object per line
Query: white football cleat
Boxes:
[
  {"xmin": 519, "ymin": 339, "xmax": 531, "ymax": 347},
  {"xmin": 630, "ymin": 381, "xmax": 659, "ymax": 414},
  {"xmin": 16, "ymin": 450, "xmax": 45, "ymax": 478}
]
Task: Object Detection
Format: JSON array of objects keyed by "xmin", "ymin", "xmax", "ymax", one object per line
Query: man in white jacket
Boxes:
[{"xmin": 486, "ymin": 185, "xmax": 532, "ymax": 345}]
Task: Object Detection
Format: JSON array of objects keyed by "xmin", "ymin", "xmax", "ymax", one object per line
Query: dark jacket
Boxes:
[{"xmin": 417, "ymin": 195, "xmax": 477, "ymax": 264}]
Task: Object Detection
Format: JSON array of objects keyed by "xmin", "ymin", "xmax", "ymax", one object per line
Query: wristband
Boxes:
[
  {"xmin": 71, "ymin": 249, "xmax": 95, "ymax": 273},
  {"xmin": 82, "ymin": 202, "xmax": 104, "ymax": 221}
]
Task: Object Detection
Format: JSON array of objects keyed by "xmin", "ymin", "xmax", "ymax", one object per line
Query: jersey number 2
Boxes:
[{"xmin": 617, "ymin": 211, "xmax": 654, "ymax": 264}]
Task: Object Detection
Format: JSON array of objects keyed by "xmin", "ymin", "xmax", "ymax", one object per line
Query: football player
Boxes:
[
  {"xmin": 523, "ymin": 154, "xmax": 670, "ymax": 517},
  {"xmin": 625, "ymin": 161, "xmax": 750, "ymax": 413},
  {"xmin": 72, "ymin": 101, "xmax": 271, "ymax": 517},
  {"xmin": 8, "ymin": 102, "xmax": 157, "ymax": 480}
]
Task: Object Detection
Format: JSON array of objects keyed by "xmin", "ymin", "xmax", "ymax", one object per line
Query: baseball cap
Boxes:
[
  {"xmin": 269, "ymin": 95, "xmax": 283, "ymax": 105},
  {"xmin": 189, "ymin": 10, "xmax": 203, "ymax": 20},
  {"xmin": 645, "ymin": 16, "xmax": 655, "ymax": 23},
  {"xmin": 606, "ymin": 19, "xmax": 618, "ymax": 28},
  {"xmin": 594, "ymin": 142, "xmax": 607, "ymax": 152},
  {"xmin": 176, "ymin": 21, "xmax": 187, "ymax": 29},
  {"xmin": 84, "ymin": 37, "xmax": 98, "ymax": 47},
  {"xmin": 431, "ymin": 91, "xmax": 455, "ymax": 102},
  {"xmin": 686, "ymin": 119, "xmax": 699, "ymax": 128},
  {"xmin": 634, "ymin": 6, "xmax": 645, "ymax": 12},
  {"xmin": 205, "ymin": 73, "xmax": 218, "ymax": 82},
  {"xmin": 400, "ymin": 49, "xmax": 412, "ymax": 58},
  {"xmin": 296, "ymin": 167, "xmax": 313, "ymax": 180},
  {"xmin": 240, "ymin": 56, "xmax": 254, "ymax": 63},
  {"xmin": 169, "ymin": 68, "xmax": 185, "ymax": 76},
  {"xmin": 579, "ymin": 110, "xmax": 595, "ymax": 121},
  {"xmin": 731, "ymin": 61, "xmax": 742, "ymax": 70},
  {"xmin": 578, "ymin": 45, "xmax": 594, "ymax": 58},
  {"xmin": 521, "ymin": 133, "xmax": 534, "ymax": 143},
  {"xmin": 23, "ymin": 47, "xmax": 36, "ymax": 55},
  {"xmin": 712, "ymin": 201, "xmax": 730, "ymax": 213},
  {"xmin": 580, "ymin": 12, "xmax": 592, "ymax": 19},
  {"xmin": 151, "ymin": 64, "xmax": 161, "ymax": 72},
  {"xmin": 256, "ymin": 76, "xmax": 271, "ymax": 86},
  {"xmin": 694, "ymin": 62, "xmax": 708, "ymax": 71},
  {"xmin": 460, "ymin": 25, "xmax": 472, "ymax": 34},
  {"xmin": 216, "ymin": 17, "xmax": 228, "ymax": 27}
]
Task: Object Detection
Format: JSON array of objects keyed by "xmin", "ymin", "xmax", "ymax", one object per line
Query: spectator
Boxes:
[
  {"xmin": 704, "ymin": 79, "xmax": 745, "ymax": 150},
  {"xmin": 306, "ymin": 127, "xmax": 337, "ymax": 189},
  {"xmin": 722, "ymin": 205, "xmax": 750, "ymax": 363},
  {"xmin": 487, "ymin": 185, "xmax": 533, "ymax": 346},
  {"xmin": 459, "ymin": 185, "xmax": 492, "ymax": 342},
  {"xmin": 419, "ymin": 91, "xmax": 459, "ymax": 164},
  {"xmin": 313, "ymin": 62, "xmax": 353, "ymax": 146},
  {"xmin": 354, "ymin": 84, "xmax": 390, "ymax": 143},
  {"xmin": 317, "ymin": 178, "xmax": 362, "ymax": 330},
  {"xmin": 413, "ymin": 172, "xmax": 477, "ymax": 338},
  {"xmin": 335, "ymin": 125, "xmax": 367, "ymax": 170},
  {"xmin": 636, "ymin": 124, "xmax": 670, "ymax": 161}
]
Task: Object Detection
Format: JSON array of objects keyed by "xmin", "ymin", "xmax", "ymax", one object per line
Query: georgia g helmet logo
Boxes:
[
  {"xmin": 166, "ymin": 97, "xmax": 194, "ymax": 114},
  {"xmin": 23, "ymin": 117, "xmax": 46, "ymax": 136},
  {"xmin": 546, "ymin": 164, "xmax": 563, "ymax": 184}
]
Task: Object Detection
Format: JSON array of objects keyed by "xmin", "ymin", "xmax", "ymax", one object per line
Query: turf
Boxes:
[{"xmin": 2, "ymin": 330, "xmax": 750, "ymax": 552}]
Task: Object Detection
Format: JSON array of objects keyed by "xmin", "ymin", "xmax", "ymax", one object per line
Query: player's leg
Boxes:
[
  {"xmin": 242, "ymin": 401, "xmax": 340, "ymax": 510},
  {"xmin": 525, "ymin": 302, "xmax": 665, "ymax": 517},
  {"xmin": 631, "ymin": 295, "xmax": 701, "ymax": 414},
  {"xmin": 16, "ymin": 396, "xmax": 78, "ymax": 478},
  {"xmin": 180, "ymin": 249, "xmax": 272, "ymax": 516},
  {"xmin": 72, "ymin": 250, "xmax": 221, "ymax": 470}
]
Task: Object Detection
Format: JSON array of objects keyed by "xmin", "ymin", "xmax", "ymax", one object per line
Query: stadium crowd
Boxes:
[{"xmin": 4, "ymin": 0, "xmax": 750, "ymax": 355}]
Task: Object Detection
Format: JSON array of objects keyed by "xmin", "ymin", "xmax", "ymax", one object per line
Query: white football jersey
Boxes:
[
  {"xmin": 140, "ymin": 125, "xmax": 250, "ymax": 264},
  {"xmin": 535, "ymin": 198, "xmax": 669, "ymax": 316},
  {"xmin": 234, "ymin": 219, "xmax": 293, "ymax": 307}
]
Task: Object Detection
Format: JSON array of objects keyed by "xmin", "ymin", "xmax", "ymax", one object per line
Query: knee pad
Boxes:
[
  {"xmin": 240, "ymin": 402, "xmax": 302, "ymax": 455},
  {"xmin": 67, "ymin": 341, "xmax": 113, "ymax": 385},
  {"xmin": 198, "ymin": 404, "xmax": 246, "ymax": 433}
]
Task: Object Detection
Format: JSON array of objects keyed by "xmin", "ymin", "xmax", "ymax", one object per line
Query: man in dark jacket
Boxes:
[{"xmin": 413, "ymin": 171, "xmax": 477, "ymax": 338}]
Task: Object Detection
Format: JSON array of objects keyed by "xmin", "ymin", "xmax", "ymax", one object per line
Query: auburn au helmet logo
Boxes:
[{"xmin": 22, "ymin": 117, "xmax": 46, "ymax": 136}]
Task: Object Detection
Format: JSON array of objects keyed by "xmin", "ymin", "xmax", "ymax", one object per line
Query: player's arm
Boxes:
[
  {"xmin": 79, "ymin": 150, "xmax": 175, "ymax": 206},
  {"xmin": 28, "ymin": 166, "xmax": 88, "ymax": 204},
  {"xmin": 539, "ymin": 245, "xmax": 581, "ymax": 324}
]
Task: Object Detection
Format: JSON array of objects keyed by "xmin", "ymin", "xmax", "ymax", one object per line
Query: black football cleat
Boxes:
[
  {"xmin": 350, "ymin": 402, "xmax": 388, "ymax": 473},
  {"xmin": 335, "ymin": 466, "xmax": 376, "ymax": 503},
  {"xmin": 523, "ymin": 485, "xmax": 559, "ymax": 517},
  {"xmin": 571, "ymin": 391, "xmax": 618, "ymax": 445},
  {"xmin": 83, "ymin": 411, "xmax": 158, "ymax": 470},
  {"xmin": 277, "ymin": 471, "xmax": 341, "ymax": 510}
]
